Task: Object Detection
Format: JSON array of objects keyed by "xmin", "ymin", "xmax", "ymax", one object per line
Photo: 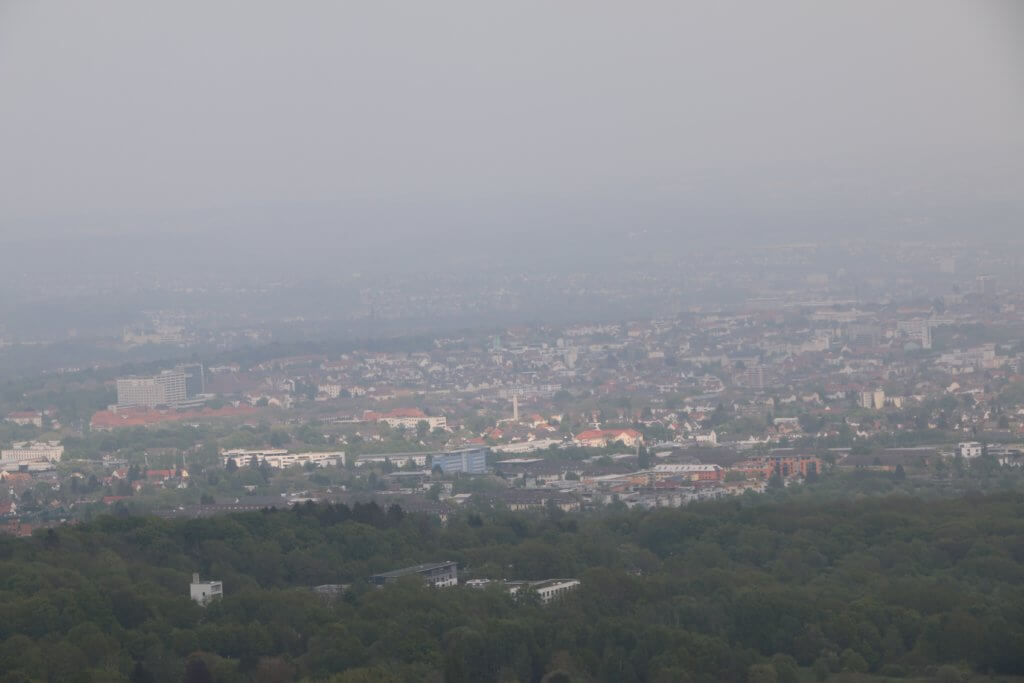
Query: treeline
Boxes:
[{"xmin": 1, "ymin": 494, "xmax": 1024, "ymax": 681}]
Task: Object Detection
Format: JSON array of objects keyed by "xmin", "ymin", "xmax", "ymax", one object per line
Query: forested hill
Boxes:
[{"xmin": 1, "ymin": 494, "xmax": 1024, "ymax": 682}]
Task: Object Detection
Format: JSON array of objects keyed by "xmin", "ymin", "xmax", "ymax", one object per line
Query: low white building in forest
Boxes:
[{"xmin": 190, "ymin": 573, "xmax": 222, "ymax": 605}]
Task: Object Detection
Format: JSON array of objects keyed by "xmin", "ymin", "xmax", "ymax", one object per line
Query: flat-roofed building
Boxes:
[
  {"xmin": 190, "ymin": 573, "xmax": 222, "ymax": 605},
  {"xmin": 432, "ymin": 447, "xmax": 488, "ymax": 474},
  {"xmin": 117, "ymin": 369, "xmax": 187, "ymax": 409},
  {"xmin": 355, "ymin": 452, "xmax": 430, "ymax": 468},
  {"xmin": 363, "ymin": 408, "xmax": 447, "ymax": 430},
  {"xmin": 222, "ymin": 448, "xmax": 345, "ymax": 468},
  {"xmin": 369, "ymin": 561, "xmax": 458, "ymax": 588},
  {"xmin": 736, "ymin": 453, "xmax": 821, "ymax": 479},
  {"xmin": 958, "ymin": 442, "xmax": 983, "ymax": 459},
  {"xmin": 649, "ymin": 463, "xmax": 724, "ymax": 482},
  {"xmin": 503, "ymin": 579, "xmax": 581, "ymax": 604},
  {"xmin": 1, "ymin": 440, "xmax": 64, "ymax": 465},
  {"xmin": 176, "ymin": 363, "xmax": 205, "ymax": 398}
]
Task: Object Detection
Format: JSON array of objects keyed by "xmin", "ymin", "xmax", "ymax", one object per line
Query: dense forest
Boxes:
[{"xmin": 1, "ymin": 490, "xmax": 1024, "ymax": 682}]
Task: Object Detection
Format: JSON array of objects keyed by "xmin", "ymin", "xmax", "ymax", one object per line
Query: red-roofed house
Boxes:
[
  {"xmin": 6, "ymin": 411, "xmax": 42, "ymax": 427},
  {"xmin": 573, "ymin": 428, "xmax": 643, "ymax": 448}
]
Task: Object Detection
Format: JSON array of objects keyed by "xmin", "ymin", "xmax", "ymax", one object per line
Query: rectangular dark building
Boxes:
[{"xmin": 369, "ymin": 561, "xmax": 458, "ymax": 587}]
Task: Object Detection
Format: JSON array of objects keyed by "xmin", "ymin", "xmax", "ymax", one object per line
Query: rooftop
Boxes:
[{"xmin": 370, "ymin": 561, "xmax": 456, "ymax": 579}]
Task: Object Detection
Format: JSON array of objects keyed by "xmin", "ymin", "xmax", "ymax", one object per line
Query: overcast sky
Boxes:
[{"xmin": 0, "ymin": 1, "xmax": 1021, "ymax": 249}]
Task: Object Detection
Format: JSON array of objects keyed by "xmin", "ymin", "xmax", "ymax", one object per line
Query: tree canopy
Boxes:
[{"xmin": 0, "ymin": 492, "xmax": 1023, "ymax": 681}]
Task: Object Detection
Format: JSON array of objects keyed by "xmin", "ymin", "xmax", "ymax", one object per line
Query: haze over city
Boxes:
[
  {"xmin": 1, "ymin": 3, "xmax": 1024, "ymax": 682},
  {"xmin": 2, "ymin": 1, "xmax": 1022, "ymax": 273}
]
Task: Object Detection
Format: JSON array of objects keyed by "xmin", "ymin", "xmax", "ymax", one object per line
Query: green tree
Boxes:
[{"xmin": 747, "ymin": 663, "xmax": 777, "ymax": 683}]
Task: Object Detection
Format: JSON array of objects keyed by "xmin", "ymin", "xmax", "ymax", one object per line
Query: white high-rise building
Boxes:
[{"xmin": 117, "ymin": 369, "xmax": 187, "ymax": 409}]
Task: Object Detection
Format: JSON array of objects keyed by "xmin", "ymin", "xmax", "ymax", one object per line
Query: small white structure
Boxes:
[
  {"xmin": 190, "ymin": 573, "xmax": 222, "ymax": 605},
  {"xmin": 958, "ymin": 442, "xmax": 983, "ymax": 459}
]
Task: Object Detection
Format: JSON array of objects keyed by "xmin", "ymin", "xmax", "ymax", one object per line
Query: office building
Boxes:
[
  {"xmin": 221, "ymin": 449, "xmax": 345, "ymax": 468},
  {"xmin": 176, "ymin": 363, "xmax": 205, "ymax": 398},
  {"xmin": 354, "ymin": 452, "xmax": 430, "ymax": 468},
  {"xmin": 897, "ymin": 319, "xmax": 932, "ymax": 350},
  {"xmin": 369, "ymin": 561, "xmax": 458, "ymax": 587},
  {"xmin": 116, "ymin": 369, "xmax": 187, "ymax": 409},
  {"xmin": 432, "ymin": 447, "xmax": 488, "ymax": 474}
]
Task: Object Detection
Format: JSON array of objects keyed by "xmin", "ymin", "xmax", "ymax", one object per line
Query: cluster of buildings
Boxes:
[
  {"xmin": 3, "ymin": 242, "xmax": 1024, "ymax": 529},
  {"xmin": 53, "ymin": 272, "xmax": 1023, "ymax": 461},
  {"xmin": 369, "ymin": 560, "xmax": 580, "ymax": 604}
]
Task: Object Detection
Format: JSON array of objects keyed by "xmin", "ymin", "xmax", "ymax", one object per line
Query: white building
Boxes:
[
  {"xmin": 649, "ymin": 464, "xmax": 723, "ymax": 481},
  {"xmin": 858, "ymin": 389, "xmax": 886, "ymax": 410},
  {"xmin": 318, "ymin": 384, "xmax": 344, "ymax": 399},
  {"xmin": 491, "ymin": 439, "xmax": 562, "ymax": 454},
  {"xmin": 117, "ymin": 369, "xmax": 187, "ymax": 409},
  {"xmin": 123, "ymin": 326, "xmax": 184, "ymax": 346},
  {"xmin": 190, "ymin": 573, "xmax": 222, "ymax": 605},
  {"xmin": 222, "ymin": 449, "xmax": 345, "ymax": 468},
  {"xmin": 1, "ymin": 440, "xmax": 64, "ymax": 465},
  {"xmin": 354, "ymin": 453, "xmax": 429, "ymax": 468},
  {"xmin": 381, "ymin": 415, "xmax": 446, "ymax": 430},
  {"xmin": 5, "ymin": 411, "xmax": 43, "ymax": 427},
  {"xmin": 694, "ymin": 430, "xmax": 718, "ymax": 445},
  {"xmin": 509, "ymin": 579, "xmax": 580, "ymax": 604},
  {"xmin": 897, "ymin": 319, "xmax": 932, "ymax": 349},
  {"xmin": 957, "ymin": 442, "xmax": 983, "ymax": 459}
]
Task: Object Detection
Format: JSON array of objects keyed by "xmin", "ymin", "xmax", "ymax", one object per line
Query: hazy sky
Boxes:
[{"xmin": 1, "ymin": 1, "xmax": 1022, "ymax": 247}]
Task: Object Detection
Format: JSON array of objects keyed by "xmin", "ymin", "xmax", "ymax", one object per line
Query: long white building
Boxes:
[
  {"xmin": 1, "ymin": 440, "xmax": 64, "ymax": 464},
  {"xmin": 470, "ymin": 578, "xmax": 580, "ymax": 604},
  {"xmin": 222, "ymin": 449, "xmax": 345, "ymax": 468}
]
